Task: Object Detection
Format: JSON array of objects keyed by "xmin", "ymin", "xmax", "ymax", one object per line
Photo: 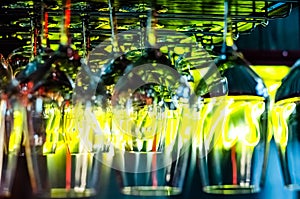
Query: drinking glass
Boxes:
[
  {"xmin": 110, "ymin": 63, "xmax": 197, "ymax": 196},
  {"xmin": 271, "ymin": 59, "xmax": 300, "ymax": 190},
  {"xmin": 0, "ymin": 53, "xmax": 21, "ymax": 197},
  {"xmin": 5, "ymin": 4, "xmax": 103, "ymax": 195},
  {"xmin": 198, "ymin": 95, "xmax": 267, "ymax": 194},
  {"xmin": 20, "ymin": 55, "xmax": 105, "ymax": 198},
  {"xmin": 196, "ymin": 0, "xmax": 270, "ymax": 194}
]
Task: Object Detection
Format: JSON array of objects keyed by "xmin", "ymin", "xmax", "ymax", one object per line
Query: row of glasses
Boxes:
[{"xmin": 0, "ymin": 0, "xmax": 293, "ymax": 198}]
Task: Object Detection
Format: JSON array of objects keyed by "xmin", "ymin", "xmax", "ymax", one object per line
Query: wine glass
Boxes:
[
  {"xmin": 4, "ymin": 1, "xmax": 103, "ymax": 198},
  {"xmin": 271, "ymin": 59, "xmax": 300, "ymax": 190},
  {"xmin": 196, "ymin": 0, "xmax": 270, "ymax": 194},
  {"xmin": 0, "ymin": 53, "xmax": 18, "ymax": 197},
  {"xmin": 86, "ymin": 3, "xmax": 199, "ymax": 196}
]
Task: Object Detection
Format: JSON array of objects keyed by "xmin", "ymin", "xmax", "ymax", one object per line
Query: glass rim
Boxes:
[
  {"xmin": 203, "ymin": 95, "xmax": 265, "ymax": 103},
  {"xmin": 275, "ymin": 96, "xmax": 300, "ymax": 105}
]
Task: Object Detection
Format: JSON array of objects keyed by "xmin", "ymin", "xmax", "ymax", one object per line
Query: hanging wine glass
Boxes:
[
  {"xmin": 0, "ymin": 5, "xmax": 55, "ymax": 197},
  {"xmin": 3, "ymin": 1, "xmax": 101, "ymax": 198},
  {"xmin": 0, "ymin": 8, "xmax": 34, "ymax": 195},
  {"xmin": 271, "ymin": 59, "xmax": 300, "ymax": 191},
  {"xmin": 0, "ymin": 53, "xmax": 16, "ymax": 197},
  {"xmin": 197, "ymin": 0, "xmax": 270, "ymax": 194},
  {"xmin": 93, "ymin": 3, "xmax": 198, "ymax": 196}
]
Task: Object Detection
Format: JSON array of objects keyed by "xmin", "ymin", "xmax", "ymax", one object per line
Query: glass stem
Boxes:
[
  {"xmin": 36, "ymin": 2, "xmax": 48, "ymax": 54},
  {"xmin": 108, "ymin": 0, "xmax": 120, "ymax": 54},
  {"xmin": 41, "ymin": 7, "xmax": 49, "ymax": 49},
  {"xmin": 146, "ymin": 9, "xmax": 158, "ymax": 48},
  {"xmin": 30, "ymin": 16, "xmax": 38, "ymax": 59},
  {"xmin": 82, "ymin": 15, "xmax": 90, "ymax": 60},
  {"xmin": 221, "ymin": 0, "xmax": 236, "ymax": 54},
  {"xmin": 60, "ymin": 0, "xmax": 71, "ymax": 46}
]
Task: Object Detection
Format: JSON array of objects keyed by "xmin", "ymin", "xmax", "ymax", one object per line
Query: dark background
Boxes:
[{"xmin": 237, "ymin": 4, "xmax": 300, "ymax": 67}]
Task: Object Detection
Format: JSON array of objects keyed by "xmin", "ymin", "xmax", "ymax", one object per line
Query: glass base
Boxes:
[
  {"xmin": 0, "ymin": 189, "xmax": 11, "ymax": 197},
  {"xmin": 285, "ymin": 184, "xmax": 300, "ymax": 190},
  {"xmin": 203, "ymin": 185, "xmax": 260, "ymax": 195},
  {"xmin": 37, "ymin": 188, "xmax": 97, "ymax": 198},
  {"xmin": 121, "ymin": 186, "xmax": 181, "ymax": 196}
]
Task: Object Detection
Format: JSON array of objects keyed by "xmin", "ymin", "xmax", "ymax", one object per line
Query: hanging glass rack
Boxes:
[{"xmin": 0, "ymin": 0, "xmax": 297, "ymax": 49}]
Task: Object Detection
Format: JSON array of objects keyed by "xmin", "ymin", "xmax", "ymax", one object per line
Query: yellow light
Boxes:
[
  {"xmin": 43, "ymin": 104, "xmax": 62, "ymax": 154},
  {"xmin": 174, "ymin": 46, "xmax": 185, "ymax": 55},
  {"xmin": 197, "ymin": 96, "xmax": 265, "ymax": 152},
  {"xmin": 61, "ymin": 34, "xmax": 68, "ymax": 46},
  {"xmin": 17, "ymin": 35, "xmax": 23, "ymax": 40},
  {"xmin": 148, "ymin": 31, "xmax": 156, "ymax": 47},
  {"xmin": 222, "ymin": 97, "xmax": 264, "ymax": 149},
  {"xmin": 104, "ymin": 45, "xmax": 112, "ymax": 53},
  {"xmin": 9, "ymin": 107, "xmax": 24, "ymax": 152},
  {"xmin": 165, "ymin": 109, "xmax": 180, "ymax": 148},
  {"xmin": 272, "ymin": 97, "xmax": 298, "ymax": 148},
  {"xmin": 225, "ymin": 36, "xmax": 234, "ymax": 47}
]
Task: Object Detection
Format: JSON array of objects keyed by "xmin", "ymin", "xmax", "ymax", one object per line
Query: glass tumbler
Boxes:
[{"xmin": 112, "ymin": 99, "xmax": 196, "ymax": 196}]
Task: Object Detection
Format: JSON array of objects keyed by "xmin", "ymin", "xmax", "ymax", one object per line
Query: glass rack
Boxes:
[{"xmin": 0, "ymin": 0, "xmax": 296, "ymax": 48}]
